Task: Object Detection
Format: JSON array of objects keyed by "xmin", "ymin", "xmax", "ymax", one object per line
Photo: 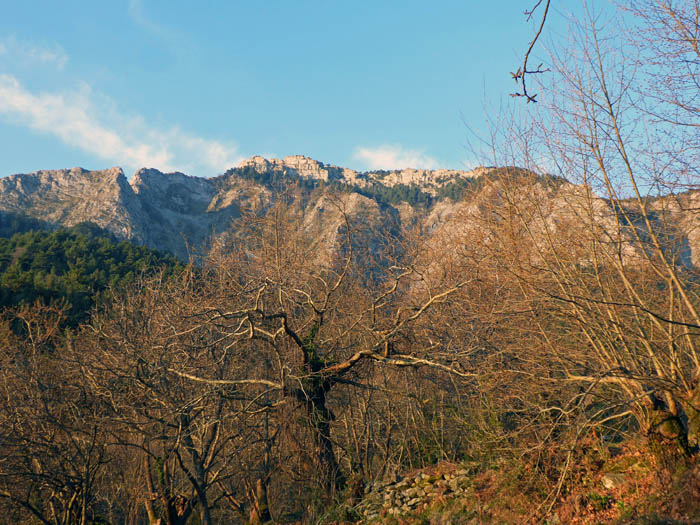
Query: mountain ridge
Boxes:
[
  {"xmin": 235, "ymin": 154, "xmax": 492, "ymax": 194},
  {"xmin": 0, "ymin": 155, "xmax": 494, "ymax": 259},
  {"xmin": 3, "ymin": 155, "xmax": 699, "ymax": 269}
]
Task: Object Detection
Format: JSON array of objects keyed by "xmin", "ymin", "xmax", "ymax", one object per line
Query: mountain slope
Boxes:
[
  {"xmin": 3, "ymin": 156, "xmax": 699, "ymax": 268},
  {"xmin": 0, "ymin": 156, "xmax": 488, "ymax": 259}
]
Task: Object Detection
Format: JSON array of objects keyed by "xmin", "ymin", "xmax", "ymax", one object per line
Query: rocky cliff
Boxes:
[
  {"xmin": 0, "ymin": 166, "xmax": 147, "ymax": 241},
  {"xmin": 0, "ymin": 156, "xmax": 489, "ymax": 259},
  {"xmin": 238, "ymin": 154, "xmax": 486, "ymax": 195},
  {"xmin": 1, "ymin": 156, "xmax": 698, "ymax": 267}
]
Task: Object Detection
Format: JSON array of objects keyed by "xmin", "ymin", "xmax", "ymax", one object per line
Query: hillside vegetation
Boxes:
[
  {"xmin": 0, "ymin": 175, "xmax": 699, "ymax": 523},
  {"xmin": 3, "ymin": 1, "xmax": 700, "ymax": 524},
  {"xmin": 0, "ymin": 221, "xmax": 183, "ymax": 325}
]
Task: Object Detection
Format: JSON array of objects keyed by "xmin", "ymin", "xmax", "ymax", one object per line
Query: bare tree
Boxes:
[
  {"xmin": 115, "ymin": 195, "xmax": 478, "ymax": 517},
  {"xmin": 0, "ymin": 302, "xmax": 110, "ymax": 525},
  {"xmin": 482, "ymin": 1, "xmax": 700, "ymax": 469},
  {"xmin": 78, "ymin": 270, "xmax": 263, "ymax": 525},
  {"xmin": 512, "ymin": 0, "xmax": 552, "ymax": 103}
]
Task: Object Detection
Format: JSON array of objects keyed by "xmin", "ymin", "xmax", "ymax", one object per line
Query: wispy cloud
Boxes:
[
  {"xmin": 0, "ymin": 74, "xmax": 242, "ymax": 176},
  {"xmin": 128, "ymin": 0, "xmax": 168, "ymax": 40},
  {"xmin": 0, "ymin": 35, "xmax": 68, "ymax": 70},
  {"xmin": 353, "ymin": 144, "xmax": 438, "ymax": 170},
  {"xmin": 127, "ymin": 0, "xmax": 192, "ymax": 59}
]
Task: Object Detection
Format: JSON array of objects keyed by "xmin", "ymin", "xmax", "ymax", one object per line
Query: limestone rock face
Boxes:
[
  {"xmin": 363, "ymin": 166, "xmax": 489, "ymax": 195},
  {"xmin": 239, "ymin": 155, "xmax": 359, "ymax": 184},
  {"xmin": 0, "ymin": 158, "xmax": 410, "ymax": 260},
  {"xmin": 129, "ymin": 168, "xmax": 237, "ymax": 258},
  {"xmin": 1, "ymin": 156, "xmax": 698, "ymax": 269},
  {"xmin": 0, "ymin": 167, "xmax": 148, "ymax": 242},
  {"xmin": 237, "ymin": 154, "xmax": 486, "ymax": 194},
  {"xmin": 648, "ymin": 191, "xmax": 700, "ymax": 267},
  {"xmin": 301, "ymin": 192, "xmax": 400, "ymax": 267},
  {"xmin": 0, "ymin": 156, "xmax": 486, "ymax": 260}
]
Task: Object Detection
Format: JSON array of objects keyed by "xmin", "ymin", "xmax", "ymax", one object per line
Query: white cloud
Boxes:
[
  {"xmin": 127, "ymin": 0, "xmax": 188, "ymax": 58},
  {"xmin": 0, "ymin": 36, "xmax": 67, "ymax": 70},
  {"xmin": 353, "ymin": 144, "xmax": 438, "ymax": 170},
  {"xmin": 127, "ymin": 0, "xmax": 169, "ymax": 38},
  {"xmin": 0, "ymin": 74, "xmax": 243, "ymax": 176}
]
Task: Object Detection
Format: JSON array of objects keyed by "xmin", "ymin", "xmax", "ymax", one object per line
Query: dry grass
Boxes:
[{"xmin": 358, "ymin": 441, "xmax": 700, "ymax": 524}]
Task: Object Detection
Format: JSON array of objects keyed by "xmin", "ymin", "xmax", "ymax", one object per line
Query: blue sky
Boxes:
[{"xmin": 0, "ymin": 1, "xmax": 569, "ymax": 177}]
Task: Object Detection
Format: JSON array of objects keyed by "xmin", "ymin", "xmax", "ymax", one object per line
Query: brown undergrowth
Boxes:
[{"xmin": 352, "ymin": 439, "xmax": 700, "ymax": 524}]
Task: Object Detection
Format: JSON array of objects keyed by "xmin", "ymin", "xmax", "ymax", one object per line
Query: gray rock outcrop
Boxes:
[
  {"xmin": 0, "ymin": 156, "xmax": 487, "ymax": 260},
  {"xmin": 1, "ymin": 156, "xmax": 698, "ymax": 268}
]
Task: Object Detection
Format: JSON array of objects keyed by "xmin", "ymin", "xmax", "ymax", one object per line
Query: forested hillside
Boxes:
[
  {"xmin": 3, "ymin": 1, "xmax": 700, "ymax": 524},
  {"xmin": 0, "ymin": 221, "xmax": 183, "ymax": 325}
]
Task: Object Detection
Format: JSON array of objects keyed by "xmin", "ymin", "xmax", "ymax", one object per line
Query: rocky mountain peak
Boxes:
[
  {"xmin": 235, "ymin": 155, "xmax": 490, "ymax": 195},
  {"xmin": 130, "ymin": 168, "xmax": 214, "ymax": 199},
  {"xmin": 11, "ymin": 157, "xmax": 692, "ymax": 268},
  {"xmin": 238, "ymin": 154, "xmax": 358, "ymax": 183},
  {"xmin": 0, "ymin": 166, "xmax": 144, "ymax": 242}
]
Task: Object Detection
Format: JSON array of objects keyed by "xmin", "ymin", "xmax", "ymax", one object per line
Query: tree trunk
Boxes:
[
  {"xmin": 160, "ymin": 494, "xmax": 193, "ymax": 525},
  {"xmin": 647, "ymin": 409, "xmax": 693, "ymax": 470},
  {"xmin": 144, "ymin": 455, "xmax": 161, "ymax": 525},
  {"xmin": 307, "ymin": 389, "xmax": 345, "ymax": 495},
  {"xmin": 197, "ymin": 494, "xmax": 212, "ymax": 525},
  {"xmin": 248, "ymin": 478, "xmax": 271, "ymax": 524}
]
